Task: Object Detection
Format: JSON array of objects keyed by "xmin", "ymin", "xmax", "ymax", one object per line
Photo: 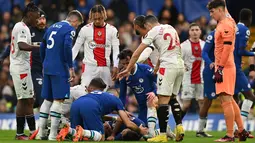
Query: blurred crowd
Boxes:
[{"xmin": 0, "ymin": 0, "xmax": 217, "ymax": 113}]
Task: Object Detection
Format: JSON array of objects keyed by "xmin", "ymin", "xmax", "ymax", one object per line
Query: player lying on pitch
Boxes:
[{"xmin": 56, "ymin": 78, "xmax": 148, "ymax": 141}]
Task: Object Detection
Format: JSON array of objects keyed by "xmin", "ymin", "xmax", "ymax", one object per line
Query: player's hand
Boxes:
[
  {"xmin": 210, "ymin": 62, "xmax": 215, "ymax": 69},
  {"xmin": 69, "ymin": 68, "xmax": 75, "ymax": 82},
  {"xmin": 125, "ymin": 111, "xmax": 135, "ymax": 118},
  {"xmin": 249, "ymin": 71, "xmax": 255, "ymax": 80},
  {"xmin": 214, "ymin": 66, "xmax": 223, "ymax": 83},
  {"xmin": 111, "ymin": 67, "xmax": 118, "ymax": 81},
  {"xmin": 118, "ymin": 69, "xmax": 130, "ymax": 80},
  {"xmin": 250, "ymin": 42, "xmax": 255, "ymax": 52},
  {"xmin": 147, "ymin": 92, "xmax": 156, "ymax": 103},
  {"xmin": 139, "ymin": 124, "xmax": 148, "ymax": 135},
  {"xmin": 106, "ymin": 135, "xmax": 115, "ymax": 141}
]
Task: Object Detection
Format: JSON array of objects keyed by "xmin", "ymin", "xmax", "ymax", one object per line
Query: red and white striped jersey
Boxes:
[
  {"xmin": 142, "ymin": 24, "xmax": 184, "ymax": 69},
  {"xmin": 10, "ymin": 22, "xmax": 31, "ymax": 74},
  {"xmin": 72, "ymin": 23, "xmax": 120, "ymax": 67},
  {"xmin": 181, "ymin": 39, "xmax": 205, "ymax": 84}
]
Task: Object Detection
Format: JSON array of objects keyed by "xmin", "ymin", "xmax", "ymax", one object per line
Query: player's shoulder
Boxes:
[
  {"xmin": 13, "ymin": 22, "xmax": 29, "ymax": 31},
  {"xmin": 106, "ymin": 23, "xmax": 118, "ymax": 30},
  {"xmin": 199, "ymin": 39, "xmax": 205, "ymax": 45},
  {"xmin": 237, "ymin": 23, "xmax": 249, "ymax": 35},
  {"xmin": 138, "ymin": 63, "xmax": 153, "ymax": 73},
  {"xmin": 181, "ymin": 39, "xmax": 190, "ymax": 47},
  {"xmin": 81, "ymin": 22, "xmax": 93, "ymax": 30}
]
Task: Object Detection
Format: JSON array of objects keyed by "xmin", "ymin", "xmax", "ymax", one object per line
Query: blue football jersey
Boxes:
[
  {"xmin": 202, "ymin": 30, "xmax": 215, "ymax": 71},
  {"xmin": 40, "ymin": 21, "xmax": 75, "ymax": 76},
  {"xmin": 234, "ymin": 22, "xmax": 253, "ymax": 71},
  {"xmin": 85, "ymin": 90, "xmax": 125, "ymax": 116},
  {"xmin": 119, "ymin": 63, "xmax": 157, "ymax": 108}
]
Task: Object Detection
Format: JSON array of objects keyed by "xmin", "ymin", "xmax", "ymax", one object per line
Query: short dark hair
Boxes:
[
  {"xmin": 207, "ymin": 0, "xmax": 225, "ymax": 10},
  {"xmin": 67, "ymin": 10, "xmax": 84, "ymax": 23},
  {"xmin": 239, "ymin": 8, "xmax": 252, "ymax": 22},
  {"xmin": 134, "ymin": 15, "xmax": 146, "ymax": 28},
  {"xmin": 144, "ymin": 15, "xmax": 158, "ymax": 24},
  {"xmin": 122, "ymin": 130, "xmax": 141, "ymax": 141},
  {"xmin": 23, "ymin": 1, "xmax": 39, "ymax": 18},
  {"xmin": 189, "ymin": 22, "xmax": 201, "ymax": 30},
  {"xmin": 118, "ymin": 49, "xmax": 133, "ymax": 60},
  {"xmin": 89, "ymin": 78, "xmax": 107, "ymax": 90}
]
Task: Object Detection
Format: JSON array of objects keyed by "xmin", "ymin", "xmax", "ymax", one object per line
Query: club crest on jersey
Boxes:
[
  {"xmin": 139, "ymin": 78, "xmax": 144, "ymax": 83},
  {"xmin": 98, "ymin": 31, "xmax": 102, "ymax": 36},
  {"xmin": 31, "ymin": 32, "xmax": 35, "ymax": 37}
]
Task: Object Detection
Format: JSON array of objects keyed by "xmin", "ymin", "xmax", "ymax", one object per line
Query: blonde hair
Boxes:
[
  {"xmin": 67, "ymin": 10, "xmax": 84, "ymax": 23},
  {"xmin": 88, "ymin": 5, "xmax": 107, "ymax": 22}
]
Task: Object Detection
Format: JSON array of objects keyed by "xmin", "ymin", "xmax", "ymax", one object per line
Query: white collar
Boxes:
[
  {"xmin": 238, "ymin": 22, "xmax": 245, "ymax": 26},
  {"xmin": 131, "ymin": 64, "xmax": 138, "ymax": 75}
]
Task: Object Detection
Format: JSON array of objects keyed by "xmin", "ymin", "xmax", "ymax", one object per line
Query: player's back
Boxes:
[
  {"xmin": 234, "ymin": 23, "xmax": 249, "ymax": 71},
  {"xmin": 84, "ymin": 91, "xmax": 124, "ymax": 115},
  {"xmin": 143, "ymin": 24, "xmax": 184, "ymax": 68},
  {"xmin": 42, "ymin": 21, "xmax": 74, "ymax": 76},
  {"xmin": 215, "ymin": 17, "xmax": 236, "ymax": 67},
  {"xmin": 10, "ymin": 22, "xmax": 31, "ymax": 74}
]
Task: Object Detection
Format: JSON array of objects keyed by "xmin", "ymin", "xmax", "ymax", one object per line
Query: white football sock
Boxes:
[
  {"xmin": 147, "ymin": 107, "xmax": 157, "ymax": 136},
  {"xmin": 38, "ymin": 100, "xmax": 52, "ymax": 137},
  {"xmin": 48, "ymin": 101, "xmax": 62, "ymax": 140},
  {"xmin": 241, "ymin": 99, "xmax": 253, "ymax": 122},
  {"xmin": 83, "ymin": 130, "xmax": 102, "ymax": 141},
  {"xmin": 198, "ymin": 117, "xmax": 207, "ymax": 132}
]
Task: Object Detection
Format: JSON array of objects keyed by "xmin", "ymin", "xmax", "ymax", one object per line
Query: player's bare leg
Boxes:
[
  {"xmin": 181, "ymin": 100, "xmax": 192, "ymax": 119},
  {"xmin": 197, "ymin": 98, "xmax": 213, "ymax": 137},
  {"xmin": 15, "ymin": 99, "xmax": 28, "ymax": 140},
  {"xmin": 25, "ymin": 98, "xmax": 36, "ymax": 138}
]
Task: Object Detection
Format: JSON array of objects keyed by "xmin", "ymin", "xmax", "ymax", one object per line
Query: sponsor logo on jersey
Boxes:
[
  {"xmin": 132, "ymin": 85, "xmax": 144, "ymax": 94},
  {"xmin": 88, "ymin": 40, "xmax": 110, "ymax": 49}
]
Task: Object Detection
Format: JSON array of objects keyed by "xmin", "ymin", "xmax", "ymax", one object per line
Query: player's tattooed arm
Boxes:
[
  {"xmin": 103, "ymin": 115, "xmax": 118, "ymax": 121},
  {"xmin": 18, "ymin": 42, "xmax": 39, "ymax": 51},
  {"xmin": 118, "ymin": 110, "xmax": 148, "ymax": 135}
]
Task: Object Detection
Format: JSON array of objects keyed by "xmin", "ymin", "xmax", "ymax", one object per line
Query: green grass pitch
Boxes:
[{"xmin": 0, "ymin": 130, "xmax": 254, "ymax": 143}]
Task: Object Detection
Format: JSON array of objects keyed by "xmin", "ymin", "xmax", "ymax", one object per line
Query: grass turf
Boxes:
[{"xmin": 0, "ymin": 130, "xmax": 254, "ymax": 143}]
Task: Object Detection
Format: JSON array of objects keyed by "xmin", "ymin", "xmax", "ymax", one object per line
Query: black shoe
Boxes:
[
  {"xmin": 196, "ymin": 131, "xmax": 213, "ymax": 137},
  {"xmin": 238, "ymin": 129, "xmax": 249, "ymax": 141}
]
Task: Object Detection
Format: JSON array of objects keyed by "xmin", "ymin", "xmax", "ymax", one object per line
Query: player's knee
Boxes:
[{"xmin": 182, "ymin": 100, "xmax": 191, "ymax": 111}]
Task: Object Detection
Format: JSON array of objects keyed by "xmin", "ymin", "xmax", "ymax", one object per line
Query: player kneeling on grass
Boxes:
[
  {"xmin": 57, "ymin": 78, "xmax": 148, "ymax": 141},
  {"xmin": 118, "ymin": 49, "xmax": 176, "ymax": 139}
]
